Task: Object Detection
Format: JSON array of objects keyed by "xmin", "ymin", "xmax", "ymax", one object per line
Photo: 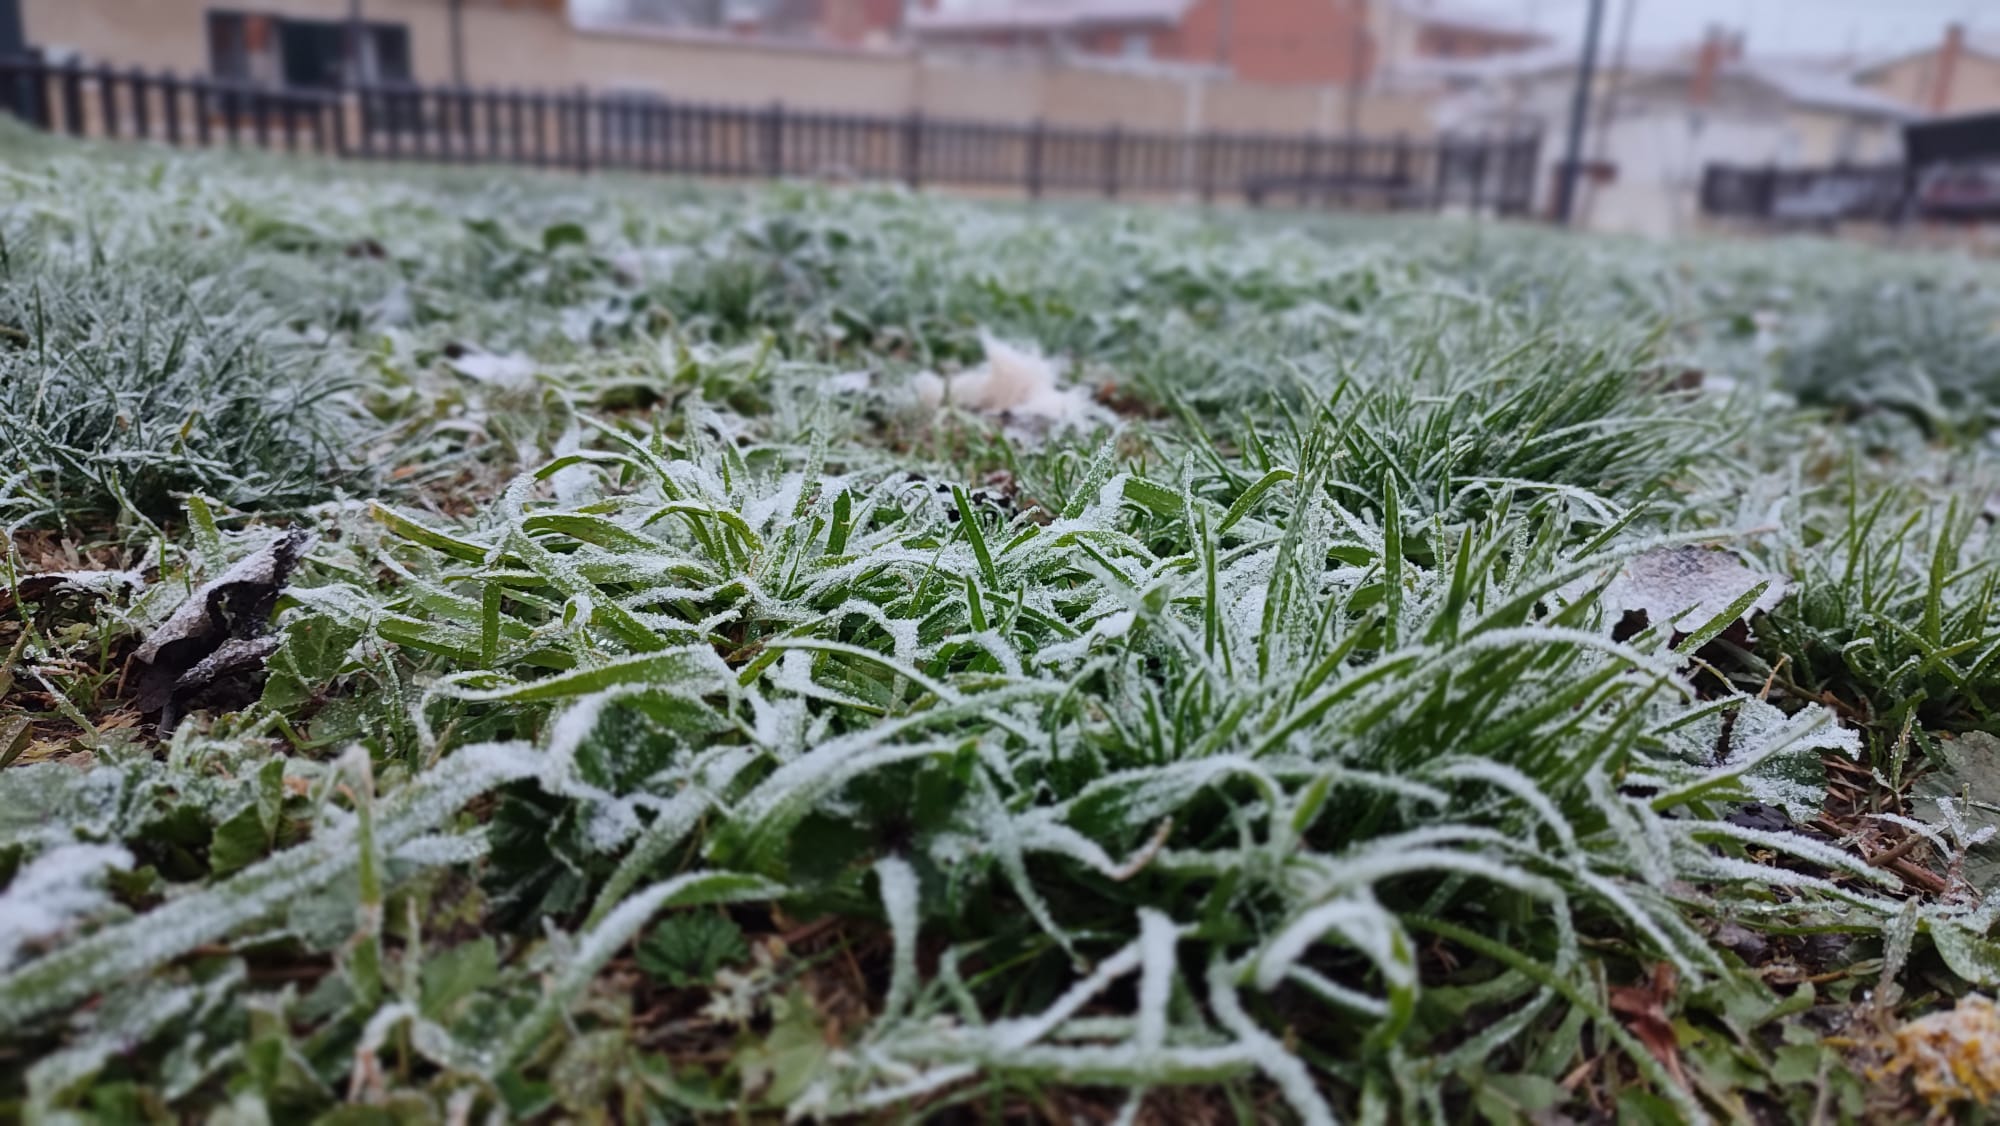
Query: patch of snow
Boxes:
[
  {"xmin": 447, "ymin": 350, "xmax": 538, "ymax": 389},
  {"xmin": 913, "ymin": 333, "xmax": 1104, "ymax": 437}
]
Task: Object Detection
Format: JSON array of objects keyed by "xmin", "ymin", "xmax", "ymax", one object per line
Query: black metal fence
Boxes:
[
  {"xmin": 1699, "ymin": 163, "xmax": 1909, "ymax": 226},
  {"xmin": 0, "ymin": 55, "xmax": 1540, "ymax": 214}
]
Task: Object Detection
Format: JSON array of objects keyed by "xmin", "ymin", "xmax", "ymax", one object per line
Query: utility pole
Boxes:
[
  {"xmin": 1553, "ymin": 0, "xmax": 1606, "ymax": 226},
  {"xmin": 348, "ymin": 0, "xmax": 366, "ymax": 84},
  {"xmin": 1578, "ymin": 0, "xmax": 1636, "ymax": 226}
]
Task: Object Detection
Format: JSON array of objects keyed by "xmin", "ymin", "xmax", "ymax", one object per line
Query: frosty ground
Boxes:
[{"xmin": 3, "ymin": 132, "xmax": 2000, "ymax": 1122}]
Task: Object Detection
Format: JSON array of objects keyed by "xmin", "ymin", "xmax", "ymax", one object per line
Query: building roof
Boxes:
[
  {"xmin": 1413, "ymin": 45, "xmax": 1917, "ymax": 120},
  {"xmin": 1850, "ymin": 32, "xmax": 2000, "ymax": 78},
  {"xmin": 1750, "ymin": 62, "xmax": 1920, "ymax": 119},
  {"xmin": 908, "ymin": 0, "xmax": 1191, "ymax": 35}
]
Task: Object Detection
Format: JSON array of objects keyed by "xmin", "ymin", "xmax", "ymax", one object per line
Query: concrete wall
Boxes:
[{"xmin": 22, "ymin": 0, "xmax": 1441, "ymax": 134}]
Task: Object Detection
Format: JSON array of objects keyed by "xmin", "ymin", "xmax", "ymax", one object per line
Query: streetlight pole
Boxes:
[
  {"xmin": 1553, "ymin": 0, "xmax": 1606, "ymax": 226},
  {"xmin": 347, "ymin": 0, "xmax": 365, "ymax": 84}
]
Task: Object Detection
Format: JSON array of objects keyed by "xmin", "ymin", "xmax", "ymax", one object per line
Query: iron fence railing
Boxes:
[
  {"xmin": 0, "ymin": 55, "xmax": 1540, "ymax": 214},
  {"xmin": 1699, "ymin": 163, "xmax": 1908, "ymax": 226},
  {"xmin": 1700, "ymin": 158, "xmax": 2000, "ymax": 228}
]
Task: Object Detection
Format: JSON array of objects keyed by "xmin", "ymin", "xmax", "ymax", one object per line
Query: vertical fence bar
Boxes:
[
  {"xmin": 251, "ymin": 88, "xmax": 270, "ymax": 149},
  {"xmin": 194, "ymin": 81, "xmax": 211, "ymax": 146},
  {"xmin": 1297, "ymin": 133, "xmax": 1321, "ymax": 206},
  {"xmin": 554, "ymin": 88, "xmax": 570, "ymax": 170},
  {"xmin": 1198, "ymin": 132, "xmax": 1217, "ymax": 203},
  {"xmin": 1102, "ymin": 125, "xmax": 1120, "ymax": 198},
  {"xmin": 1469, "ymin": 139, "xmax": 1488, "ymax": 214},
  {"xmin": 902, "ymin": 110, "xmax": 921, "ymax": 188},
  {"xmin": 92, "ymin": 62, "xmax": 117, "ymax": 138},
  {"xmin": 1025, "ymin": 117, "xmax": 1045, "ymax": 198},
  {"xmin": 59, "ymin": 59, "xmax": 83, "ymax": 137},
  {"xmin": 128, "ymin": 67, "xmax": 150, "ymax": 141},
  {"xmin": 531, "ymin": 90, "xmax": 547, "ymax": 167},
  {"xmin": 162, "ymin": 71, "xmax": 181, "ymax": 145},
  {"xmin": 383, "ymin": 89, "xmax": 402, "ymax": 160},
  {"xmin": 436, "ymin": 87, "xmax": 454, "ymax": 162},
  {"xmin": 281, "ymin": 94, "xmax": 298, "ymax": 151},
  {"xmin": 508, "ymin": 88, "xmax": 523, "ymax": 163},
  {"xmin": 484, "ymin": 87, "xmax": 500, "ymax": 162},
  {"xmin": 223, "ymin": 85, "xmax": 241, "ymax": 147},
  {"xmin": 764, "ymin": 99, "xmax": 783, "ymax": 178}
]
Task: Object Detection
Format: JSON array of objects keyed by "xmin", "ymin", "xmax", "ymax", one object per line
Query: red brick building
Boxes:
[{"xmin": 907, "ymin": 0, "xmax": 1545, "ymax": 86}]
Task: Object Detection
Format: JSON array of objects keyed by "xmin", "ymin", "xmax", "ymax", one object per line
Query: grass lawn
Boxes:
[{"xmin": 4, "ymin": 127, "xmax": 2000, "ymax": 1123}]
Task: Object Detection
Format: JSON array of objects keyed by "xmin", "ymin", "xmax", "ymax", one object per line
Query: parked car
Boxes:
[{"xmin": 1917, "ymin": 164, "xmax": 2000, "ymax": 222}]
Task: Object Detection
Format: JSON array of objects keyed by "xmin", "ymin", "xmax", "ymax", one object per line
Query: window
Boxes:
[
  {"xmin": 206, "ymin": 10, "xmax": 412, "ymax": 87},
  {"xmin": 1121, "ymin": 31, "xmax": 1149, "ymax": 58}
]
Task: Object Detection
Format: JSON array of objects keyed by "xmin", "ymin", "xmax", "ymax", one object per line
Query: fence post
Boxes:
[
  {"xmin": 128, "ymin": 66, "xmax": 149, "ymax": 141},
  {"xmin": 161, "ymin": 70, "xmax": 181, "ymax": 145},
  {"xmin": 60, "ymin": 58, "xmax": 82, "ymax": 136},
  {"xmin": 93, "ymin": 62, "xmax": 117, "ymax": 139},
  {"xmin": 902, "ymin": 110, "xmax": 922, "ymax": 188},
  {"xmin": 251, "ymin": 87, "xmax": 270, "ymax": 149},
  {"xmin": 1472, "ymin": 136, "xmax": 1488, "ymax": 214},
  {"xmin": 532, "ymin": 91, "xmax": 548, "ymax": 167},
  {"xmin": 1102, "ymin": 124, "xmax": 1121, "ymax": 198},
  {"xmin": 1433, "ymin": 136, "xmax": 1453, "ymax": 209},
  {"xmin": 1400, "ymin": 131, "xmax": 1416, "ymax": 205},
  {"xmin": 574, "ymin": 86, "xmax": 591, "ymax": 173},
  {"xmin": 1298, "ymin": 133, "xmax": 1321, "ymax": 206},
  {"xmin": 1026, "ymin": 116, "xmax": 1045, "ymax": 199},
  {"xmin": 764, "ymin": 99, "xmax": 783, "ymax": 178},
  {"xmin": 1198, "ymin": 132, "xmax": 1217, "ymax": 203},
  {"xmin": 194, "ymin": 82, "xmax": 211, "ymax": 147}
]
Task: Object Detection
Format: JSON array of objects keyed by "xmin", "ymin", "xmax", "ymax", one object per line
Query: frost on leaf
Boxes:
[
  {"xmin": 0, "ymin": 843, "xmax": 132, "ymax": 969},
  {"xmin": 1598, "ymin": 546, "xmax": 1789, "ymax": 639},
  {"xmin": 2, "ymin": 568, "xmax": 145, "ymax": 614},
  {"xmin": 911, "ymin": 333, "xmax": 1103, "ymax": 438},
  {"xmin": 131, "ymin": 529, "xmax": 315, "ymax": 727},
  {"xmin": 1656, "ymin": 696, "xmax": 1857, "ymax": 821}
]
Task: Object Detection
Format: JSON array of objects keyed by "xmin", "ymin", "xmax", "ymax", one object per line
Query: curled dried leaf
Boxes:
[{"xmin": 131, "ymin": 529, "xmax": 314, "ymax": 725}]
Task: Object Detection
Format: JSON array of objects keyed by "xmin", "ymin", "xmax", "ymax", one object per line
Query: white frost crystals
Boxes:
[
  {"xmin": 0, "ymin": 844, "xmax": 133, "ymax": 970},
  {"xmin": 911, "ymin": 333, "xmax": 1105, "ymax": 438},
  {"xmin": 1592, "ymin": 545, "xmax": 1791, "ymax": 639}
]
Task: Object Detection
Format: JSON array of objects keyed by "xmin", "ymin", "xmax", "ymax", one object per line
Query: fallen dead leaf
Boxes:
[{"xmin": 1608, "ymin": 962, "xmax": 1689, "ymax": 1091}]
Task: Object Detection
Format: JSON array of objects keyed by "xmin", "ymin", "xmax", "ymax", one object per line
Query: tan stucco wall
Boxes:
[
  {"xmin": 1859, "ymin": 50, "xmax": 2000, "ymax": 116},
  {"xmin": 1783, "ymin": 108, "xmax": 1901, "ymax": 165},
  {"xmin": 914, "ymin": 60, "xmax": 1042, "ymax": 122},
  {"xmin": 23, "ymin": 0, "xmax": 1438, "ymax": 133}
]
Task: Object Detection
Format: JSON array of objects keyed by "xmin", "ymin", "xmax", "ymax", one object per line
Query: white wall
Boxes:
[{"xmin": 1582, "ymin": 108, "xmax": 1788, "ymax": 238}]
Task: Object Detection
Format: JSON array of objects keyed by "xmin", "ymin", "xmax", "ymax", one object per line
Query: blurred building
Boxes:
[
  {"xmin": 16, "ymin": 0, "xmax": 1450, "ymax": 135},
  {"xmin": 1428, "ymin": 28, "xmax": 1915, "ymax": 237},
  {"xmin": 1851, "ymin": 24, "xmax": 2000, "ymax": 116},
  {"xmin": 906, "ymin": 0, "xmax": 1544, "ymax": 87}
]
